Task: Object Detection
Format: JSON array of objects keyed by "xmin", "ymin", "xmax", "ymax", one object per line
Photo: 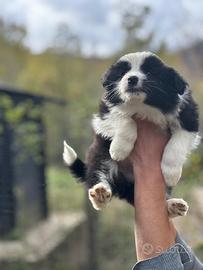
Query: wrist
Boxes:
[{"xmin": 133, "ymin": 163, "xmax": 162, "ymax": 179}]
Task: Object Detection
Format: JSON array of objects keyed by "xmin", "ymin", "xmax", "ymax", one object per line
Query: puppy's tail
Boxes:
[{"xmin": 63, "ymin": 141, "xmax": 86, "ymax": 182}]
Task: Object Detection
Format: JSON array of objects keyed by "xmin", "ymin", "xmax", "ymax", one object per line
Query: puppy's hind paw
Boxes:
[
  {"xmin": 167, "ymin": 198, "xmax": 189, "ymax": 218},
  {"xmin": 88, "ymin": 183, "xmax": 112, "ymax": 210},
  {"xmin": 63, "ymin": 140, "xmax": 77, "ymax": 166}
]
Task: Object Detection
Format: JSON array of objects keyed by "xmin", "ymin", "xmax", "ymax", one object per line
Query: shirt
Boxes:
[{"xmin": 133, "ymin": 234, "xmax": 203, "ymax": 270}]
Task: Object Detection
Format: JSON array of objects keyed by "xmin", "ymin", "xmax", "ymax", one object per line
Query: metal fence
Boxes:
[{"xmin": 0, "ymin": 86, "xmax": 65, "ymax": 237}]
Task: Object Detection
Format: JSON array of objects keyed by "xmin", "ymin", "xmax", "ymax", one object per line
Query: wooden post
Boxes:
[{"xmin": 85, "ymin": 196, "xmax": 100, "ymax": 270}]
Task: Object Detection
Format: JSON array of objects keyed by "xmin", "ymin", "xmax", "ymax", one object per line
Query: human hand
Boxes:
[{"xmin": 129, "ymin": 119, "xmax": 170, "ymax": 175}]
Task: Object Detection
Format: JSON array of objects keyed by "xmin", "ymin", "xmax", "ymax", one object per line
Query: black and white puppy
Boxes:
[{"xmin": 63, "ymin": 52, "xmax": 200, "ymax": 218}]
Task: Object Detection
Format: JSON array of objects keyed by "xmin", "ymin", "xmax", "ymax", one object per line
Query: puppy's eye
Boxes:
[{"xmin": 103, "ymin": 61, "xmax": 131, "ymax": 87}]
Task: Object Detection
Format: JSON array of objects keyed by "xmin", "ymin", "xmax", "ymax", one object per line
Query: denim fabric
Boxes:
[{"xmin": 133, "ymin": 234, "xmax": 203, "ymax": 270}]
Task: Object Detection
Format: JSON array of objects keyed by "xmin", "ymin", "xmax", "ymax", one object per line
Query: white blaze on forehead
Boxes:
[
  {"xmin": 117, "ymin": 52, "xmax": 155, "ymax": 102},
  {"xmin": 119, "ymin": 51, "xmax": 154, "ymax": 69}
]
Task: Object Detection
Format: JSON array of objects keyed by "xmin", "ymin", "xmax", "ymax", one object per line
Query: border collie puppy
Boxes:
[{"xmin": 63, "ymin": 52, "xmax": 200, "ymax": 218}]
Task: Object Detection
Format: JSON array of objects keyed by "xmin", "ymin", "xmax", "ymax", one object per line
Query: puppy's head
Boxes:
[{"xmin": 102, "ymin": 52, "xmax": 188, "ymax": 111}]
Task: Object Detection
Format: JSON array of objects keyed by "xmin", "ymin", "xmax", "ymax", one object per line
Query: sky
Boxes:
[{"xmin": 0, "ymin": 0, "xmax": 203, "ymax": 56}]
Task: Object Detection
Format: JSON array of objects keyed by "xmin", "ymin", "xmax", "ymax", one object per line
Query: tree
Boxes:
[
  {"xmin": 49, "ymin": 23, "xmax": 81, "ymax": 56},
  {"xmin": 0, "ymin": 19, "xmax": 27, "ymax": 48},
  {"xmin": 119, "ymin": 2, "xmax": 152, "ymax": 53}
]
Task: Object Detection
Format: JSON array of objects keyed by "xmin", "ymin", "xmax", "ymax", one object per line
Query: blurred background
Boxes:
[{"xmin": 0, "ymin": 0, "xmax": 203, "ymax": 269}]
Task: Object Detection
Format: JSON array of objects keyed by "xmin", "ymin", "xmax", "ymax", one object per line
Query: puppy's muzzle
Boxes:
[{"xmin": 127, "ymin": 76, "xmax": 140, "ymax": 93}]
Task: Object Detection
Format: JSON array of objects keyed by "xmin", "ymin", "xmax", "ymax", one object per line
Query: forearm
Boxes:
[
  {"xmin": 134, "ymin": 164, "xmax": 176, "ymax": 261},
  {"xmin": 131, "ymin": 120, "xmax": 202, "ymax": 269}
]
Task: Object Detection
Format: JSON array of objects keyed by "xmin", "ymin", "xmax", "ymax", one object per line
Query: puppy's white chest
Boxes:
[
  {"xmin": 92, "ymin": 102, "xmax": 173, "ymax": 140},
  {"xmin": 115, "ymin": 101, "xmax": 168, "ymax": 129}
]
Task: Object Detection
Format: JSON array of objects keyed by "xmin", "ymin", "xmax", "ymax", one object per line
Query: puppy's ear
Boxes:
[
  {"xmin": 101, "ymin": 68, "xmax": 111, "ymax": 88},
  {"xmin": 168, "ymin": 68, "xmax": 188, "ymax": 95},
  {"xmin": 101, "ymin": 63, "xmax": 116, "ymax": 88}
]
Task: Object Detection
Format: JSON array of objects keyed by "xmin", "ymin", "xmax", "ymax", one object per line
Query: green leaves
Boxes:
[{"xmin": 0, "ymin": 94, "xmax": 43, "ymax": 164}]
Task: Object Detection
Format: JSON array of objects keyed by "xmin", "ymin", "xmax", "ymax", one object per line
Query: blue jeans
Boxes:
[{"xmin": 133, "ymin": 234, "xmax": 203, "ymax": 269}]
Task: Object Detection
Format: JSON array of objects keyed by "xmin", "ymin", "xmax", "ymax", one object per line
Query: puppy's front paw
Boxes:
[
  {"xmin": 167, "ymin": 198, "xmax": 189, "ymax": 218},
  {"xmin": 161, "ymin": 162, "xmax": 182, "ymax": 187},
  {"xmin": 110, "ymin": 140, "xmax": 133, "ymax": 161},
  {"xmin": 88, "ymin": 183, "xmax": 112, "ymax": 210}
]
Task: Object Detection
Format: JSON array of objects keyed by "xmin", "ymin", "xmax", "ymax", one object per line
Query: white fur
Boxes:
[
  {"xmin": 93, "ymin": 97, "xmax": 200, "ymax": 186},
  {"xmin": 93, "ymin": 97, "xmax": 168, "ymax": 162},
  {"xmin": 161, "ymin": 130, "xmax": 199, "ymax": 186},
  {"xmin": 167, "ymin": 198, "xmax": 189, "ymax": 218},
  {"xmin": 103, "ymin": 53, "xmax": 149, "ymax": 103},
  {"xmin": 93, "ymin": 51, "xmax": 200, "ymax": 187},
  {"xmin": 88, "ymin": 182, "xmax": 112, "ymax": 210},
  {"xmin": 120, "ymin": 52, "xmax": 153, "ymax": 68},
  {"xmin": 93, "ymin": 99, "xmax": 168, "ymax": 138},
  {"xmin": 88, "ymin": 162, "xmax": 117, "ymax": 210},
  {"xmin": 119, "ymin": 73, "xmax": 146, "ymax": 102},
  {"xmin": 93, "ymin": 113, "xmax": 117, "ymax": 139},
  {"xmin": 93, "ymin": 109, "xmax": 138, "ymax": 161},
  {"xmin": 110, "ymin": 117, "xmax": 137, "ymax": 161},
  {"xmin": 63, "ymin": 140, "xmax": 77, "ymax": 166},
  {"xmin": 115, "ymin": 100, "xmax": 168, "ymax": 128},
  {"xmin": 117, "ymin": 52, "xmax": 152, "ymax": 102}
]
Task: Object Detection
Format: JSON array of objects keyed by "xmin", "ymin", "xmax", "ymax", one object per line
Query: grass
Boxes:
[
  {"xmin": 46, "ymin": 165, "xmax": 203, "ymax": 269},
  {"xmin": 173, "ymin": 153, "xmax": 203, "ymax": 200},
  {"xmin": 47, "ymin": 165, "xmax": 137, "ymax": 269},
  {"xmin": 0, "ymin": 167, "xmax": 86, "ymax": 270},
  {"xmin": 0, "ymin": 262, "xmax": 32, "ymax": 270},
  {"xmin": 99, "ymin": 201, "xmax": 136, "ymax": 270},
  {"xmin": 195, "ymin": 242, "xmax": 203, "ymax": 261},
  {"xmin": 2, "ymin": 164, "xmax": 203, "ymax": 270},
  {"xmin": 46, "ymin": 166, "xmax": 85, "ymax": 211}
]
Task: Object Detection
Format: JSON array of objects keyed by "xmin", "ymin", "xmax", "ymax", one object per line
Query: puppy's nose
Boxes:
[{"xmin": 128, "ymin": 76, "xmax": 138, "ymax": 85}]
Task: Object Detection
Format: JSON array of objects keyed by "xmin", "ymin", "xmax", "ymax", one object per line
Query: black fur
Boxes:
[
  {"xmin": 66, "ymin": 52, "xmax": 199, "ymax": 207},
  {"xmin": 141, "ymin": 55, "xmax": 188, "ymax": 113},
  {"xmin": 179, "ymin": 94, "xmax": 199, "ymax": 132},
  {"xmin": 98, "ymin": 100, "xmax": 110, "ymax": 119},
  {"xmin": 85, "ymin": 135, "xmax": 111, "ymax": 188},
  {"xmin": 102, "ymin": 60, "xmax": 131, "ymax": 105},
  {"xmin": 69, "ymin": 158, "xmax": 86, "ymax": 182},
  {"xmin": 85, "ymin": 134, "xmax": 135, "ymax": 204}
]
